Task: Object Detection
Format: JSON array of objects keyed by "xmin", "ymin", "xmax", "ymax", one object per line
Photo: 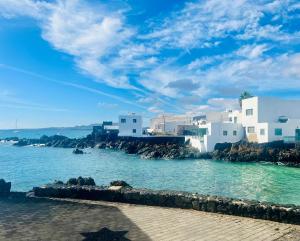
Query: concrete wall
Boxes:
[
  {"xmin": 258, "ymin": 97, "xmax": 300, "ymax": 123},
  {"xmin": 189, "ymin": 122, "xmax": 244, "ymax": 152},
  {"xmin": 150, "ymin": 115, "xmax": 192, "ymax": 134},
  {"xmin": 267, "ymin": 119, "xmax": 300, "ymax": 142},
  {"xmin": 242, "ymin": 97, "xmax": 300, "ymax": 143},
  {"xmin": 228, "ymin": 110, "xmax": 242, "ymax": 124},
  {"xmin": 241, "ymin": 97, "xmax": 259, "ymax": 128},
  {"xmin": 255, "ymin": 123, "xmax": 269, "ymax": 143},
  {"xmin": 206, "ymin": 123, "xmax": 244, "ymax": 151},
  {"xmin": 164, "ymin": 121, "xmax": 189, "ymax": 134},
  {"xmin": 118, "ymin": 115, "xmax": 142, "ymax": 137}
]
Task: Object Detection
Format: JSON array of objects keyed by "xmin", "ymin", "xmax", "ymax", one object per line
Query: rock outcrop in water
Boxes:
[
  {"xmin": 211, "ymin": 141, "xmax": 300, "ymax": 167},
  {"xmin": 55, "ymin": 177, "xmax": 96, "ymax": 186},
  {"xmin": 96, "ymin": 139, "xmax": 202, "ymax": 159},
  {"xmin": 0, "ymin": 179, "xmax": 11, "ymax": 197},
  {"xmin": 73, "ymin": 148, "xmax": 84, "ymax": 154},
  {"xmin": 13, "ymin": 135, "xmax": 92, "ymax": 148},
  {"xmin": 110, "ymin": 180, "xmax": 132, "ymax": 188}
]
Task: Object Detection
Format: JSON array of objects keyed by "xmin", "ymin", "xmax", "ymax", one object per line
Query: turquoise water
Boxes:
[
  {"xmin": 0, "ymin": 128, "xmax": 92, "ymax": 139},
  {"xmin": 0, "ymin": 143, "xmax": 299, "ymax": 205}
]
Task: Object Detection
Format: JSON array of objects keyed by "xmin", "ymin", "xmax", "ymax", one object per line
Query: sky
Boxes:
[{"xmin": 0, "ymin": 0, "xmax": 300, "ymax": 129}]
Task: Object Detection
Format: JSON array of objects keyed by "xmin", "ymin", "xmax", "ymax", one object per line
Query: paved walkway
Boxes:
[{"xmin": 0, "ymin": 196, "xmax": 299, "ymax": 241}]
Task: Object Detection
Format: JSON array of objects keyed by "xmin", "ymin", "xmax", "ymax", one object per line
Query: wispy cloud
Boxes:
[
  {"xmin": 0, "ymin": 89, "xmax": 68, "ymax": 112},
  {"xmin": 1, "ymin": 0, "xmax": 300, "ymax": 115},
  {"xmin": 97, "ymin": 102, "xmax": 118, "ymax": 109},
  {"xmin": 0, "ymin": 63, "xmax": 147, "ymax": 110},
  {"xmin": 0, "ymin": 0, "xmax": 136, "ymax": 89}
]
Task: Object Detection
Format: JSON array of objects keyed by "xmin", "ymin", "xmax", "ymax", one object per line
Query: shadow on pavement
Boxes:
[{"xmin": 0, "ymin": 194, "xmax": 151, "ymax": 241}]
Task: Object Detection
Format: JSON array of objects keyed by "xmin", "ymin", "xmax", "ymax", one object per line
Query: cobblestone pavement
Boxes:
[{"xmin": 0, "ymin": 196, "xmax": 299, "ymax": 241}]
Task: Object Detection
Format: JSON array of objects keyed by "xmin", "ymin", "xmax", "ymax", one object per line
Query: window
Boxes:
[
  {"xmin": 132, "ymin": 129, "xmax": 137, "ymax": 133},
  {"xmin": 121, "ymin": 118, "xmax": 126, "ymax": 123},
  {"xmin": 275, "ymin": 128, "xmax": 282, "ymax": 136},
  {"xmin": 234, "ymin": 117, "xmax": 238, "ymax": 123},
  {"xmin": 260, "ymin": 129, "xmax": 265, "ymax": 136},
  {"xmin": 229, "ymin": 117, "xmax": 233, "ymax": 122},
  {"xmin": 133, "ymin": 118, "xmax": 137, "ymax": 123},
  {"xmin": 246, "ymin": 109, "xmax": 253, "ymax": 116},
  {"xmin": 233, "ymin": 130, "xmax": 237, "ymax": 136},
  {"xmin": 223, "ymin": 130, "xmax": 228, "ymax": 136},
  {"xmin": 247, "ymin": 126, "xmax": 255, "ymax": 133}
]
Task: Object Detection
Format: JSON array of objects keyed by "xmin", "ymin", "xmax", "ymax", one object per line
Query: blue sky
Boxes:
[{"xmin": 0, "ymin": 0, "xmax": 300, "ymax": 129}]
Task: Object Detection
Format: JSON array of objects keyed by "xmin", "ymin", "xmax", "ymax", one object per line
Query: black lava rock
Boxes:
[
  {"xmin": 0, "ymin": 179, "xmax": 11, "ymax": 197},
  {"xmin": 66, "ymin": 177, "xmax": 96, "ymax": 186},
  {"xmin": 73, "ymin": 148, "xmax": 84, "ymax": 154},
  {"xmin": 110, "ymin": 180, "xmax": 132, "ymax": 188}
]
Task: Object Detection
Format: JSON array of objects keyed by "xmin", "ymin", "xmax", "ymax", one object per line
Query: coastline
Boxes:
[{"xmin": 6, "ymin": 133, "xmax": 300, "ymax": 167}]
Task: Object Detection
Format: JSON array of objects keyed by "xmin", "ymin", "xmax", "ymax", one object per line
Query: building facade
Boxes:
[
  {"xmin": 187, "ymin": 96, "xmax": 300, "ymax": 152},
  {"xmin": 118, "ymin": 114, "xmax": 143, "ymax": 137},
  {"xmin": 242, "ymin": 97, "xmax": 300, "ymax": 143},
  {"xmin": 150, "ymin": 114, "xmax": 192, "ymax": 135}
]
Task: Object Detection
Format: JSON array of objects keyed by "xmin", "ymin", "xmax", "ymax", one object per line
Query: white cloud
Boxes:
[
  {"xmin": 0, "ymin": 0, "xmax": 46, "ymax": 18},
  {"xmin": 98, "ymin": 102, "xmax": 118, "ymax": 109},
  {"xmin": 0, "ymin": 0, "xmax": 136, "ymax": 88},
  {"xmin": 1, "ymin": 0, "xmax": 300, "ymax": 114},
  {"xmin": 144, "ymin": 0, "xmax": 299, "ymax": 50},
  {"xmin": 236, "ymin": 44, "xmax": 270, "ymax": 59},
  {"xmin": 184, "ymin": 97, "xmax": 239, "ymax": 115},
  {"xmin": 147, "ymin": 106, "xmax": 163, "ymax": 113}
]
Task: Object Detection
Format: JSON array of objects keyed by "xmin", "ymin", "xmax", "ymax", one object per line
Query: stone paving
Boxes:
[{"xmin": 0, "ymin": 196, "xmax": 299, "ymax": 241}]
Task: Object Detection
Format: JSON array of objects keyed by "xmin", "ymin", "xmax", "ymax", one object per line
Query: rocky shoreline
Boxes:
[
  {"xmin": 6, "ymin": 134, "xmax": 300, "ymax": 166},
  {"xmin": 211, "ymin": 141, "xmax": 300, "ymax": 167},
  {"xmin": 10, "ymin": 135, "xmax": 203, "ymax": 160}
]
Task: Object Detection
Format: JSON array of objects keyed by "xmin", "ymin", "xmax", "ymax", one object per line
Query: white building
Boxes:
[
  {"xmin": 187, "ymin": 110, "xmax": 244, "ymax": 152},
  {"xmin": 242, "ymin": 97, "xmax": 300, "ymax": 143},
  {"xmin": 118, "ymin": 114, "xmax": 143, "ymax": 137},
  {"xmin": 150, "ymin": 114, "xmax": 192, "ymax": 135},
  {"xmin": 187, "ymin": 96, "xmax": 300, "ymax": 152}
]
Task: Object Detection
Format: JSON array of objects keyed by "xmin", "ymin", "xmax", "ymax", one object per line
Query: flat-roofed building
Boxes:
[{"xmin": 118, "ymin": 113, "xmax": 143, "ymax": 137}]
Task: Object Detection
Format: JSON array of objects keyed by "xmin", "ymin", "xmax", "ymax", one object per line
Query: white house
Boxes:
[
  {"xmin": 118, "ymin": 114, "xmax": 143, "ymax": 137},
  {"xmin": 242, "ymin": 97, "xmax": 300, "ymax": 143},
  {"xmin": 186, "ymin": 111, "xmax": 244, "ymax": 152},
  {"xmin": 186, "ymin": 96, "xmax": 300, "ymax": 152}
]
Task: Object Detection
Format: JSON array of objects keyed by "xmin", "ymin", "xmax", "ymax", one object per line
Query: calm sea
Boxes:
[
  {"xmin": 0, "ymin": 128, "xmax": 92, "ymax": 139},
  {"xmin": 0, "ymin": 129, "xmax": 299, "ymax": 205}
]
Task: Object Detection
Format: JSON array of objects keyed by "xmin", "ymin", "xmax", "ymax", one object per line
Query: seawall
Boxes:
[{"xmin": 33, "ymin": 184, "xmax": 300, "ymax": 225}]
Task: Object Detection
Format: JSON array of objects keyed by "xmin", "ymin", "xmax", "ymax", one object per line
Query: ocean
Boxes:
[
  {"xmin": 0, "ymin": 128, "xmax": 92, "ymax": 139},
  {"xmin": 0, "ymin": 128, "xmax": 299, "ymax": 205}
]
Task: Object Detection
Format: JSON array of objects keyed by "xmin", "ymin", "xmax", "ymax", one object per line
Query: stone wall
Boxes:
[{"xmin": 33, "ymin": 184, "xmax": 300, "ymax": 225}]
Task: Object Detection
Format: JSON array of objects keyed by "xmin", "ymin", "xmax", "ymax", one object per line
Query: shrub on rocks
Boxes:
[
  {"xmin": 110, "ymin": 180, "xmax": 132, "ymax": 188},
  {"xmin": 0, "ymin": 179, "xmax": 11, "ymax": 197}
]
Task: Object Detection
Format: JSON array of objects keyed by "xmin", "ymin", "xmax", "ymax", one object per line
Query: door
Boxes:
[{"xmin": 295, "ymin": 129, "xmax": 300, "ymax": 142}]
